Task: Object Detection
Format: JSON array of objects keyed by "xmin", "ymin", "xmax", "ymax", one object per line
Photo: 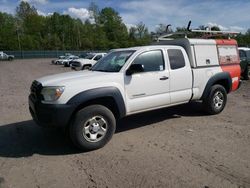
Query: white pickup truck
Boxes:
[
  {"xmin": 71, "ymin": 53, "xmax": 107, "ymax": 70},
  {"xmin": 29, "ymin": 38, "xmax": 241, "ymax": 150}
]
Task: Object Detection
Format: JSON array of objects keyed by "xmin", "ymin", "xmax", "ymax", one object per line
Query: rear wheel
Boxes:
[
  {"xmin": 70, "ymin": 105, "xmax": 116, "ymax": 151},
  {"xmin": 203, "ymin": 84, "xmax": 227, "ymax": 115}
]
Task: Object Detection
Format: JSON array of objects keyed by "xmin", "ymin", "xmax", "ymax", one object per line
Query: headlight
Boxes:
[{"xmin": 41, "ymin": 86, "xmax": 65, "ymax": 102}]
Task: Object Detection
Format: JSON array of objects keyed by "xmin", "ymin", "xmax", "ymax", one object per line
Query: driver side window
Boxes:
[
  {"xmin": 94, "ymin": 55, "xmax": 102, "ymax": 61},
  {"xmin": 132, "ymin": 50, "xmax": 165, "ymax": 72}
]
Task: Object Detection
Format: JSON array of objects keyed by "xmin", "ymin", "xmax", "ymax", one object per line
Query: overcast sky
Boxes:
[{"xmin": 1, "ymin": 0, "xmax": 249, "ymax": 32}]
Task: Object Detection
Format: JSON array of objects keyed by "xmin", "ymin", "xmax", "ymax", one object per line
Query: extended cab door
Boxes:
[
  {"xmin": 125, "ymin": 49, "xmax": 171, "ymax": 113},
  {"xmin": 166, "ymin": 48, "xmax": 193, "ymax": 104}
]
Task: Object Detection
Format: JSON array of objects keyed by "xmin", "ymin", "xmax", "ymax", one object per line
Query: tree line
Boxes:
[{"xmin": 0, "ymin": 1, "xmax": 249, "ymax": 51}]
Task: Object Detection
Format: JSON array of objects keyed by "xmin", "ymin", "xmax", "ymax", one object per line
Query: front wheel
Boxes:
[
  {"xmin": 203, "ymin": 84, "xmax": 227, "ymax": 115},
  {"xmin": 82, "ymin": 65, "xmax": 91, "ymax": 70},
  {"xmin": 70, "ymin": 105, "xmax": 116, "ymax": 151}
]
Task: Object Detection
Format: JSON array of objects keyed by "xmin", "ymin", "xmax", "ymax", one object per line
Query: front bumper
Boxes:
[
  {"xmin": 71, "ymin": 66, "xmax": 81, "ymax": 71},
  {"xmin": 29, "ymin": 95, "xmax": 74, "ymax": 128}
]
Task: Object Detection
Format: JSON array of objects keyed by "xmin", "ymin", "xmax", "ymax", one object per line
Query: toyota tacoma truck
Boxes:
[{"xmin": 29, "ymin": 38, "xmax": 241, "ymax": 150}]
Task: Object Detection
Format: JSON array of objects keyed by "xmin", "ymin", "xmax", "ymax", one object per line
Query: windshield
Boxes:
[
  {"xmin": 91, "ymin": 50, "xmax": 135, "ymax": 72},
  {"xmin": 85, "ymin": 54, "xmax": 95, "ymax": 60}
]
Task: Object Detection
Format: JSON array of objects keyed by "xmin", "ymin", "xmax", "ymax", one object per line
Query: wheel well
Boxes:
[
  {"xmin": 213, "ymin": 79, "xmax": 230, "ymax": 93},
  {"xmin": 82, "ymin": 64, "xmax": 92, "ymax": 70},
  {"xmin": 73, "ymin": 97, "xmax": 120, "ymax": 120},
  {"xmin": 83, "ymin": 64, "xmax": 92, "ymax": 67}
]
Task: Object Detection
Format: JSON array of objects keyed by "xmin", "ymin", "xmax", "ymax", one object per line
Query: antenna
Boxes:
[
  {"xmin": 166, "ymin": 24, "xmax": 171, "ymax": 33},
  {"xmin": 187, "ymin": 21, "xmax": 192, "ymax": 31}
]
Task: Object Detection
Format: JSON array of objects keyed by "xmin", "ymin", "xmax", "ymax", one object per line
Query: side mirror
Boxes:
[{"xmin": 126, "ymin": 64, "xmax": 144, "ymax": 76}]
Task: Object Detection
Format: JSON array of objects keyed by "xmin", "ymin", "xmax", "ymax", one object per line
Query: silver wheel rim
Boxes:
[
  {"xmin": 83, "ymin": 116, "xmax": 107, "ymax": 143},
  {"xmin": 213, "ymin": 91, "xmax": 224, "ymax": 110}
]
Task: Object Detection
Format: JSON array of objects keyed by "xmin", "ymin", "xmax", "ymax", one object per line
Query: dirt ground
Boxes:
[{"xmin": 0, "ymin": 59, "xmax": 250, "ymax": 188}]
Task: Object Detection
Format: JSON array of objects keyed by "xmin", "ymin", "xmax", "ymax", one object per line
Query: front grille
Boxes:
[
  {"xmin": 71, "ymin": 61, "xmax": 81, "ymax": 67},
  {"xmin": 30, "ymin": 80, "xmax": 43, "ymax": 101}
]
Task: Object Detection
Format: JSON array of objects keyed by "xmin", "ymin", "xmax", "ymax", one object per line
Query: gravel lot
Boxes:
[{"xmin": 0, "ymin": 59, "xmax": 250, "ymax": 188}]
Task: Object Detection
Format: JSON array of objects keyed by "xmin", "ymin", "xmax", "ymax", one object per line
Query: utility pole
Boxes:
[
  {"xmin": 16, "ymin": 29, "xmax": 21, "ymax": 56},
  {"xmin": 15, "ymin": 20, "xmax": 23, "ymax": 59}
]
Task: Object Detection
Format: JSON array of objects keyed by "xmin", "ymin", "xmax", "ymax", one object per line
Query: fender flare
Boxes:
[
  {"xmin": 82, "ymin": 64, "xmax": 92, "ymax": 69},
  {"xmin": 200, "ymin": 72, "xmax": 232, "ymax": 100},
  {"xmin": 67, "ymin": 87, "xmax": 126, "ymax": 118}
]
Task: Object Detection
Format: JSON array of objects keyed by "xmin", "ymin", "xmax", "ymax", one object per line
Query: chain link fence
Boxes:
[{"xmin": 3, "ymin": 50, "xmax": 101, "ymax": 59}]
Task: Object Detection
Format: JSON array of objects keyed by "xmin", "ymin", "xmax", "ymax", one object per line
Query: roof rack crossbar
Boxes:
[
  {"xmin": 190, "ymin": 29, "xmax": 239, "ymax": 35},
  {"xmin": 156, "ymin": 21, "xmax": 240, "ymax": 41}
]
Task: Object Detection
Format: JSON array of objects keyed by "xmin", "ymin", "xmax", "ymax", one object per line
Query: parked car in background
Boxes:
[
  {"xmin": 0, "ymin": 51, "xmax": 14, "ymax": 61},
  {"xmin": 71, "ymin": 53, "xmax": 106, "ymax": 70},
  {"xmin": 239, "ymin": 47, "xmax": 250, "ymax": 80},
  {"xmin": 51, "ymin": 53, "xmax": 73, "ymax": 64},
  {"xmin": 54, "ymin": 55, "xmax": 77, "ymax": 65},
  {"xmin": 51, "ymin": 56, "xmax": 66, "ymax": 64},
  {"xmin": 63, "ymin": 55, "xmax": 79, "ymax": 67}
]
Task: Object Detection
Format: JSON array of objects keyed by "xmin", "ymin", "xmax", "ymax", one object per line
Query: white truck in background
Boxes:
[
  {"xmin": 71, "ymin": 53, "xmax": 107, "ymax": 70},
  {"xmin": 0, "ymin": 51, "xmax": 14, "ymax": 61}
]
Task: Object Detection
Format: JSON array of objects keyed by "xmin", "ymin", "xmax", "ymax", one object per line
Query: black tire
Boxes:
[
  {"xmin": 203, "ymin": 84, "xmax": 227, "ymax": 115},
  {"xmin": 242, "ymin": 65, "xmax": 249, "ymax": 80},
  {"xmin": 82, "ymin": 65, "xmax": 91, "ymax": 70},
  {"xmin": 70, "ymin": 105, "xmax": 116, "ymax": 151},
  {"xmin": 8, "ymin": 57, "xmax": 13, "ymax": 61},
  {"xmin": 249, "ymin": 66, "xmax": 250, "ymax": 79}
]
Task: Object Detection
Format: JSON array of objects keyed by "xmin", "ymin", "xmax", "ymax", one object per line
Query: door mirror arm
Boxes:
[{"xmin": 126, "ymin": 64, "xmax": 144, "ymax": 76}]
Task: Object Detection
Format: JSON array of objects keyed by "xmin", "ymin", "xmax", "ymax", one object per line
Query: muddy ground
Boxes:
[{"xmin": 0, "ymin": 59, "xmax": 250, "ymax": 188}]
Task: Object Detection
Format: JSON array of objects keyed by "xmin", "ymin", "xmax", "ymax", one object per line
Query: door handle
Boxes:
[{"xmin": 159, "ymin": 76, "xmax": 169, "ymax": 80}]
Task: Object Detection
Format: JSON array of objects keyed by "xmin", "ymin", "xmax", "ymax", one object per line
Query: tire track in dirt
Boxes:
[
  {"xmin": 190, "ymin": 152, "xmax": 250, "ymax": 187},
  {"xmin": 0, "ymin": 177, "xmax": 5, "ymax": 188}
]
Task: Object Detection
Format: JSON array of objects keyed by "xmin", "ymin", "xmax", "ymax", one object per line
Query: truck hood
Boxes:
[
  {"xmin": 37, "ymin": 70, "xmax": 119, "ymax": 86},
  {"xmin": 78, "ymin": 59, "xmax": 95, "ymax": 64}
]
